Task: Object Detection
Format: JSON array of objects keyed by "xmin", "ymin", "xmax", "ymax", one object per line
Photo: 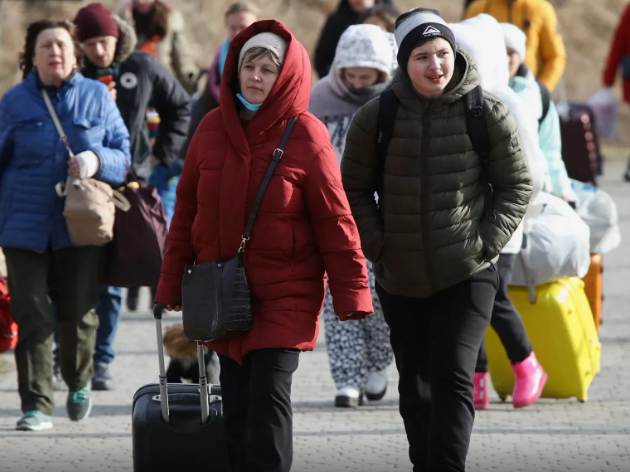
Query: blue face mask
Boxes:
[{"xmin": 236, "ymin": 93, "xmax": 262, "ymax": 112}]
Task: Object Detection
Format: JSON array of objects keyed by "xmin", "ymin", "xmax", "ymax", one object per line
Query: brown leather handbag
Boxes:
[
  {"xmin": 181, "ymin": 116, "xmax": 298, "ymax": 342},
  {"xmin": 43, "ymin": 90, "xmax": 130, "ymax": 246}
]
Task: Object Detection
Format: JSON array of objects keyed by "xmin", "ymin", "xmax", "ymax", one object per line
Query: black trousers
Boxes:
[
  {"xmin": 376, "ymin": 267, "xmax": 498, "ymax": 472},
  {"xmin": 4, "ymin": 246, "xmax": 101, "ymax": 414},
  {"xmin": 219, "ymin": 348, "xmax": 300, "ymax": 472},
  {"xmin": 475, "ymin": 254, "xmax": 533, "ymax": 373}
]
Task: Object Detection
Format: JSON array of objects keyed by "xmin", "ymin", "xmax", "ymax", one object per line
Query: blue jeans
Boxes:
[
  {"xmin": 53, "ymin": 286, "xmax": 123, "ymax": 367},
  {"xmin": 93, "ymin": 286, "xmax": 123, "ymax": 365}
]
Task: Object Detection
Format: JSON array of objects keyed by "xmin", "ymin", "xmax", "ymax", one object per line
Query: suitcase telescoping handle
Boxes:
[{"xmin": 153, "ymin": 303, "xmax": 214, "ymax": 424}]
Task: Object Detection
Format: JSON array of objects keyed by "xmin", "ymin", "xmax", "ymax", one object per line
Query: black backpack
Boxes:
[
  {"xmin": 515, "ymin": 63, "xmax": 551, "ymax": 126},
  {"xmin": 375, "ymin": 85, "xmax": 496, "ymax": 221},
  {"xmin": 537, "ymin": 81, "xmax": 551, "ymax": 126}
]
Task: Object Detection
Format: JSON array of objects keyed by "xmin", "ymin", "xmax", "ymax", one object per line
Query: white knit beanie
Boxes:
[
  {"xmin": 333, "ymin": 24, "xmax": 395, "ymax": 77},
  {"xmin": 501, "ymin": 23, "xmax": 526, "ymax": 63},
  {"xmin": 238, "ymin": 32, "xmax": 288, "ymax": 69}
]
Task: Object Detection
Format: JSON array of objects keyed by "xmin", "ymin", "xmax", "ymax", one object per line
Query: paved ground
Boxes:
[{"xmin": 1, "ymin": 157, "xmax": 630, "ymax": 472}]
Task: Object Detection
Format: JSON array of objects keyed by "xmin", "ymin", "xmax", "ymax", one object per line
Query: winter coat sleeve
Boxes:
[
  {"xmin": 340, "ymin": 100, "xmax": 384, "ymax": 264},
  {"xmin": 150, "ymin": 57, "xmax": 191, "ymax": 168},
  {"xmin": 168, "ymin": 10, "xmax": 199, "ymax": 94},
  {"xmin": 314, "ymin": 16, "xmax": 342, "ymax": 79},
  {"xmin": 92, "ymin": 87, "xmax": 131, "ymax": 186},
  {"xmin": 535, "ymin": 2, "xmax": 566, "ymax": 92},
  {"xmin": 603, "ymin": 3, "xmax": 630, "ymax": 87},
  {"xmin": 155, "ymin": 116, "xmax": 202, "ymax": 305},
  {"xmin": 539, "ymin": 101, "xmax": 572, "ymax": 199},
  {"xmin": 0, "ymin": 95, "xmax": 15, "ymax": 181},
  {"xmin": 482, "ymin": 99, "xmax": 534, "ymax": 260},
  {"xmin": 304, "ymin": 142, "xmax": 373, "ymax": 320}
]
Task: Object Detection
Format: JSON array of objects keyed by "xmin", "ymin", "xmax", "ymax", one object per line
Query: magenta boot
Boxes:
[
  {"xmin": 511, "ymin": 352, "xmax": 548, "ymax": 408},
  {"xmin": 473, "ymin": 372, "xmax": 489, "ymax": 410}
]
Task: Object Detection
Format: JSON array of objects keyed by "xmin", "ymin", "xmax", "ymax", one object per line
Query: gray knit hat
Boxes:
[{"xmin": 394, "ymin": 8, "xmax": 456, "ymax": 72}]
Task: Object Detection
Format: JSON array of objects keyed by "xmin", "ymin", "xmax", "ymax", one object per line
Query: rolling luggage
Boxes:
[
  {"xmin": 132, "ymin": 304, "xmax": 230, "ymax": 472},
  {"xmin": 582, "ymin": 254, "xmax": 603, "ymax": 331},
  {"xmin": 487, "ymin": 278, "xmax": 601, "ymax": 402},
  {"xmin": 559, "ymin": 103, "xmax": 603, "ymax": 185}
]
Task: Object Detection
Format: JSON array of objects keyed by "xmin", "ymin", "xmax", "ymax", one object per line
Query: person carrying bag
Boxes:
[
  {"xmin": 43, "ymin": 90, "xmax": 130, "ymax": 246},
  {"xmin": 155, "ymin": 20, "xmax": 373, "ymax": 471}
]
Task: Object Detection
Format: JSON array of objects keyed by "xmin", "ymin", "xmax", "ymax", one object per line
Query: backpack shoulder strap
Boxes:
[
  {"xmin": 465, "ymin": 84, "xmax": 491, "ymax": 165},
  {"xmin": 464, "ymin": 84, "xmax": 496, "ymax": 221},
  {"xmin": 376, "ymin": 88, "xmax": 399, "ymax": 176},
  {"xmin": 537, "ymin": 81, "xmax": 551, "ymax": 125}
]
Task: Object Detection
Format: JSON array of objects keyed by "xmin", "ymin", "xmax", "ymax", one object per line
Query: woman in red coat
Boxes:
[
  {"xmin": 603, "ymin": 1, "xmax": 630, "ymax": 180},
  {"xmin": 155, "ymin": 20, "xmax": 373, "ymax": 472}
]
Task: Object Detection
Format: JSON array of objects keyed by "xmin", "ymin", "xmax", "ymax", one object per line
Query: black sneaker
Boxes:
[
  {"xmin": 127, "ymin": 287, "xmax": 139, "ymax": 312},
  {"xmin": 66, "ymin": 386, "xmax": 92, "ymax": 422},
  {"xmin": 92, "ymin": 363, "xmax": 114, "ymax": 391}
]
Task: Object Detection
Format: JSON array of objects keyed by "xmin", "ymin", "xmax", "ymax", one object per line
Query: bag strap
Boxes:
[
  {"xmin": 41, "ymin": 89, "xmax": 75, "ymax": 159},
  {"xmin": 464, "ymin": 84, "xmax": 496, "ymax": 222},
  {"xmin": 239, "ymin": 115, "xmax": 299, "ymax": 253},
  {"xmin": 537, "ymin": 81, "xmax": 551, "ymax": 126},
  {"xmin": 376, "ymin": 88, "xmax": 399, "ymax": 178}
]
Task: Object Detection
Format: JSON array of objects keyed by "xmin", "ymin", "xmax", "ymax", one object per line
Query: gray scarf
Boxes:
[{"xmin": 342, "ymin": 80, "xmax": 390, "ymax": 106}]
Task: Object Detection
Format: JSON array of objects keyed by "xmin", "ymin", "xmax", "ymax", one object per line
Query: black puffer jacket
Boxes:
[
  {"xmin": 314, "ymin": 0, "xmax": 394, "ymax": 78},
  {"xmin": 82, "ymin": 16, "xmax": 191, "ymax": 181}
]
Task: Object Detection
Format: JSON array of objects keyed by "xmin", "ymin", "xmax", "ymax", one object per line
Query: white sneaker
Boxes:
[
  {"xmin": 365, "ymin": 371, "xmax": 388, "ymax": 401},
  {"xmin": 334, "ymin": 386, "xmax": 363, "ymax": 408}
]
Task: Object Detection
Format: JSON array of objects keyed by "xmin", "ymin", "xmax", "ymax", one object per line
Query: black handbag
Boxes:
[{"xmin": 181, "ymin": 116, "xmax": 299, "ymax": 342}]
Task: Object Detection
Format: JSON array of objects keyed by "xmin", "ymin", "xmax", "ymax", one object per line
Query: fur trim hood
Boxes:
[{"xmin": 113, "ymin": 15, "xmax": 137, "ymax": 63}]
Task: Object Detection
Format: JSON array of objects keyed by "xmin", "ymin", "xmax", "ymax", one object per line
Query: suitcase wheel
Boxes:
[{"xmin": 499, "ymin": 394, "xmax": 509, "ymax": 403}]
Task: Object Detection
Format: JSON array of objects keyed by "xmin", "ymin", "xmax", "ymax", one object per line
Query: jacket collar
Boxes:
[
  {"xmin": 392, "ymin": 47, "xmax": 480, "ymax": 112},
  {"xmin": 25, "ymin": 70, "xmax": 82, "ymax": 97}
]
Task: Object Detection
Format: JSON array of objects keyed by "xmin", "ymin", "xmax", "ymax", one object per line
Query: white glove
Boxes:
[{"xmin": 74, "ymin": 150, "xmax": 101, "ymax": 179}]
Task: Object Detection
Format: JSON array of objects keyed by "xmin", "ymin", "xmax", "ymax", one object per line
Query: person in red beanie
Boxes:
[
  {"xmin": 155, "ymin": 20, "xmax": 373, "ymax": 472},
  {"xmin": 63, "ymin": 2, "xmax": 190, "ymax": 393}
]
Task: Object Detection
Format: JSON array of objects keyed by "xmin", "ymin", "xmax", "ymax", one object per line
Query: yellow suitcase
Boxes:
[{"xmin": 486, "ymin": 278, "xmax": 601, "ymax": 402}]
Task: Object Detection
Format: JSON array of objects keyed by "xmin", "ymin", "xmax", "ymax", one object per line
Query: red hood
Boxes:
[{"xmin": 220, "ymin": 20, "xmax": 311, "ymax": 145}]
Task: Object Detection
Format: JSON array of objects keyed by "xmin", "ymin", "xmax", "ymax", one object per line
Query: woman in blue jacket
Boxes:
[{"xmin": 0, "ymin": 20, "xmax": 131, "ymax": 431}]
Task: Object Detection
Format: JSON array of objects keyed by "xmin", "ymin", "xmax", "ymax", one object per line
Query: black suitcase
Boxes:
[
  {"xmin": 559, "ymin": 102, "xmax": 604, "ymax": 186},
  {"xmin": 132, "ymin": 304, "xmax": 230, "ymax": 472}
]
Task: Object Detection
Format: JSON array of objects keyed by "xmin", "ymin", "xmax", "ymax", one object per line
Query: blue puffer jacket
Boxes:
[{"xmin": 0, "ymin": 71, "xmax": 131, "ymax": 252}]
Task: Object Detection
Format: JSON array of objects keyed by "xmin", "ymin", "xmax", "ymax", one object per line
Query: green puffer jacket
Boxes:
[{"xmin": 341, "ymin": 48, "xmax": 533, "ymax": 298}]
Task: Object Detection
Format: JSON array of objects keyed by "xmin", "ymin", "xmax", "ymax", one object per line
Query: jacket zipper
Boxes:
[
  {"xmin": 421, "ymin": 101, "xmax": 435, "ymax": 293},
  {"xmin": 216, "ymin": 262, "xmax": 224, "ymax": 315}
]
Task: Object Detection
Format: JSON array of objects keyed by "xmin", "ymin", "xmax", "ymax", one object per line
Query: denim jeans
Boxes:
[{"xmin": 93, "ymin": 286, "xmax": 123, "ymax": 365}]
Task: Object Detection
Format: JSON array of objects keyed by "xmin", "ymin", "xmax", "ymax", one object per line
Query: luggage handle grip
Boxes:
[{"xmin": 153, "ymin": 303, "xmax": 210, "ymax": 424}]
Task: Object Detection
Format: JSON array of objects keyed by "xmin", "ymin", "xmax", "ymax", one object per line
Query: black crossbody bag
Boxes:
[{"xmin": 181, "ymin": 116, "xmax": 299, "ymax": 342}]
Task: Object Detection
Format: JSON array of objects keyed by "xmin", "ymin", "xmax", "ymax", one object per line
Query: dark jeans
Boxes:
[
  {"xmin": 219, "ymin": 348, "xmax": 299, "ymax": 472},
  {"xmin": 376, "ymin": 267, "xmax": 498, "ymax": 472},
  {"xmin": 4, "ymin": 246, "xmax": 101, "ymax": 414},
  {"xmin": 475, "ymin": 254, "xmax": 533, "ymax": 373},
  {"xmin": 94, "ymin": 286, "xmax": 123, "ymax": 365}
]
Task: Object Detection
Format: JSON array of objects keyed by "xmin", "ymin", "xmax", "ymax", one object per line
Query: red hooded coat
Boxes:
[
  {"xmin": 603, "ymin": 2, "xmax": 630, "ymax": 103},
  {"xmin": 155, "ymin": 20, "xmax": 373, "ymax": 363}
]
